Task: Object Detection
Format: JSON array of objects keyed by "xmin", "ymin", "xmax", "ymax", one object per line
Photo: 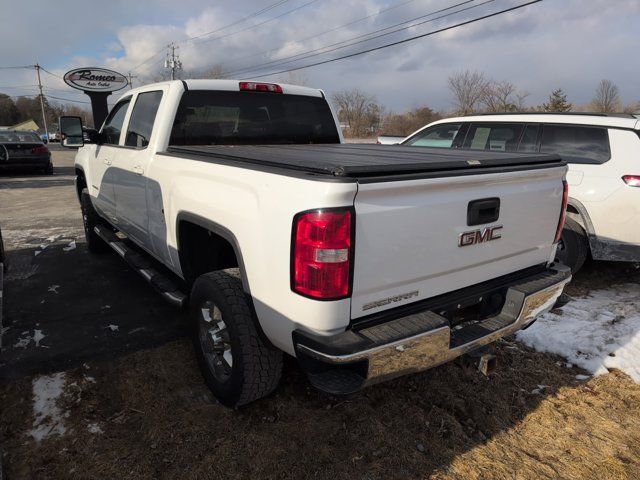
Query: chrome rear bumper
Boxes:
[{"xmin": 294, "ymin": 264, "xmax": 571, "ymax": 393}]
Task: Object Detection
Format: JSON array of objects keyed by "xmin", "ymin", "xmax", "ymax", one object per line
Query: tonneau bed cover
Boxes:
[{"xmin": 165, "ymin": 144, "xmax": 564, "ymax": 180}]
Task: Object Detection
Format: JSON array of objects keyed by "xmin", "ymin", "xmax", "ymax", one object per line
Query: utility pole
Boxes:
[
  {"xmin": 164, "ymin": 43, "xmax": 182, "ymax": 80},
  {"xmin": 34, "ymin": 64, "xmax": 49, "ymax": 141},
  {"xmin": 127, "ymin": 72, "xmax": 137, "ymax": 89}
]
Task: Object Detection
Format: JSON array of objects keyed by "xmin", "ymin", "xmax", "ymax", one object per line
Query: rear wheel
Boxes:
[
  {"xmin": 190, "ymin": 270, "xmax": 282, "ymax": 407},
  {"xmin": 556, "ymin": 217, "xmax": 589, "ymax": 274},
  {"xmin": 44, "ymin": 162, "xmax": 54, "ymax": 175},
  {"xmin": 80, "ymin": 189, "xmax": 109, "ymax": 254}
]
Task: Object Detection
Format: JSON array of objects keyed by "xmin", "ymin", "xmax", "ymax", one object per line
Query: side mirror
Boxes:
[{"xmin": 59, "ymin": 116, "xmax": 84, "ymax": 148}]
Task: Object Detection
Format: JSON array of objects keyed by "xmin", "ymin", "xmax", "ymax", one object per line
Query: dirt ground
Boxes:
[{"xmin": 1, "ymin": 150, "xmax": 640, "ymax": 479}]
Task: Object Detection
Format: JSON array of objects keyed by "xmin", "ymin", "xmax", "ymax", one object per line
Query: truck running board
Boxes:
[{"xmin": 93, "ymin": 225, "xmax": 187, "ymax": 308}]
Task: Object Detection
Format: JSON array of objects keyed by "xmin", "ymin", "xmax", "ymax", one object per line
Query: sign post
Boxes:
[{"xmin": 63, "ymin": 68, "xmax": 128, "ymax": 128}]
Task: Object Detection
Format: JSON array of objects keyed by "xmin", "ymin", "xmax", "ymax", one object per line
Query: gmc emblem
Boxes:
[{"xmin": 459, "ymin": 225, "xmax": 503, "ymax": 247}]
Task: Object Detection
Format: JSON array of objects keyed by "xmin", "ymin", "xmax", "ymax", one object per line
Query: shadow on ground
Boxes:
[{"xmin": 0, "ymin": 239, "xmax": 188, "ymax": 379}]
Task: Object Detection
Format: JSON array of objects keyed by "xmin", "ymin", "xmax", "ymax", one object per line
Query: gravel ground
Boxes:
[{"xmin": 1, "ymin": 150, "xmax": 639, "ymax": 479}]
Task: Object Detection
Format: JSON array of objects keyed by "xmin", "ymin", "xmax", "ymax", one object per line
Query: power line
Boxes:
[
  {"xmin": 0, "ymin": 65, "xmax": 34, "ymax": 70},
  {"xmin": 217, "ymin": 0, "xmax": 423, "ymax": 70},
  {"xmin": 226, "ymin": 0, "xmax": 483, "ymax": 77},
  {"xmin": 130, "ymin": 0, "xmax": 293, "ymax": 73},
  {"xmin": 185, "ymin": 0, "xmax": 320, "ymax": 48},
  {"xmin": 244, "ymin": 0, "xmax": 542, "ymax": 79},
  {"xmin": 39, "ymin": 67, "xmax": 63, "ymax": 80},
  {"xmin": 0, "ymin": 85, "xmax": 39, "ymax": 89},
  {"xmin": 186, "ymin": 0, "xmax": 291, "ymax": 41}
]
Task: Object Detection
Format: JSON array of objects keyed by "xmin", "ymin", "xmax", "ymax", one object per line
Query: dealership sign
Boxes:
[{"xmin": 63, "ymin": 67, "xmax": 128, "ymax": 93}]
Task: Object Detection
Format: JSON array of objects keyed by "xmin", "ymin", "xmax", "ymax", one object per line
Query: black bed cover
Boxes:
[{"xmin": 165, "ymin": 144, "xmax": 565, "ymax": 180}]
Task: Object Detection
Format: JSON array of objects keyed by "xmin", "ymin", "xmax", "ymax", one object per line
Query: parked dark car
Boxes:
[{"xmin": 0, "ymin": 130, "xmax": 53, "ymax": 174}]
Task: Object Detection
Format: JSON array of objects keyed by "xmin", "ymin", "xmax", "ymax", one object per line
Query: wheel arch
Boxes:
[
  {"xmin": 566, "ymin": 197, "xmax": 595, "ymax": 237},
  {"xmin": 175, "ymin": 212, "xmax": 251, "ymax": 294},
  {"xmin": 75, "ymin": 166, "xmax": 87, "ymax": 203}
]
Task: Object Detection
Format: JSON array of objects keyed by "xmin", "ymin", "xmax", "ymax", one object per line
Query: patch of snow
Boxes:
[
  {"xmin": 48, "ymin": 285, "xmax": 60, "ymax": 294},
  {"xmin": 14, "ymin": 335, "xmax": 31, "ymax": 348},
  {"xmin": 34, "ymin": 250, "xmax": 41, "ymax": 257},
  {"xmin": 84, "ymin": 375, "xmax": 96, "ymax": 383},
  {"xmin": 63, "ymin": 240, "xmax": 76, "ymax": 252},
  {"xmin": 106, "ymin": 324, "xmax": 119, "ymax": 332},
  {"xmin": 30, "ymin": 372, "xmax": 68, "ymax": 442},
  {"xmin": 87, "ymin": 423, "xmax": 103, "ymax": 434},
  {"xmin": 575, "ymin": 374, "xmax": 590, "ymax": 381},
  {"xmin": 517, "ymin": 284, "xmax": 640, "ymax": 383},
  {"xmin": 13, "ymin": 329, "xmax": 47, "ymax": 348},
  {"xmin": 33, "ymin": 329, "xmax": 45, "ymax": 347}
]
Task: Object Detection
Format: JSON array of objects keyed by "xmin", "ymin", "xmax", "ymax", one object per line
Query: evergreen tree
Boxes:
[{"xmin": 541, "ymin": 89, "xmax": 572, "ymax": 112}]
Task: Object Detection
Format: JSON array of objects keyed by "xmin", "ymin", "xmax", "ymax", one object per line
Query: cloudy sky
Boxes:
[{"xmin": 1, "ymin": 0, "xmax": 639, "ymax": 112}]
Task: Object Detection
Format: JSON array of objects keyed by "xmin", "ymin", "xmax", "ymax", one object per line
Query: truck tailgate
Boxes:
[{"xmin": 350, "ymin": 166, "xmax": 567, "ymax": 319}]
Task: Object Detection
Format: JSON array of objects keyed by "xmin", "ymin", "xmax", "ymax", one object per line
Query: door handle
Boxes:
[
  {"xmin": 132, "ymin": 165, "xmax": 144, "ymax": 175},
  {"xmin": 103, "ymin": 158, "xmax": 112, "ymax": 166}
]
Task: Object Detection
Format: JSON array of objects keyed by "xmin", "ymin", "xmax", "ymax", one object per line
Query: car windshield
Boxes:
[
  {"xmin": 0, "ymin": 131, "xmax": 41, "ymax": 142},
  {"xmin": 169, "ymin": 91, "xmax": 340, "ymax": 146}
]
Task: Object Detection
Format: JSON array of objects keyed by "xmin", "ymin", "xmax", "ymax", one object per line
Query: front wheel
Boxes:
[
  {"xmin": 190, "ymin": 270, "xmax": 282, "ymax": 407},
  {"xmin": 80, "ymin": 189, "xmax": 109, "ymax": 254}
]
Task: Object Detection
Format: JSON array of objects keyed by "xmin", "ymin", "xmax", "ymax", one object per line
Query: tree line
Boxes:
[
  {"xmin": 333, "ymin": 71, "xmax": 640, "ymax": 138},
  {"xmin": 0, "ymin": 94, "xmax": 91, "ymax": 131}
]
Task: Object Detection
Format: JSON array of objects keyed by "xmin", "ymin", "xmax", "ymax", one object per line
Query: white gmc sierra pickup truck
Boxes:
[{"xmin": 60, "ymin": 79, "xmax": 571, "ymax": 407}]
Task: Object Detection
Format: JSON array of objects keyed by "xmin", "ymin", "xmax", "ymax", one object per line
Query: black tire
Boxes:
[
  {"xmin": 556, "ymin": 217, "xmax": 589, "ymax": 274},
  {"xmin": 44, "ymin": 162, "xmax": 54, "ymax": 175},
  {"xmin": 80, "ymin": 189, "xmax": 109, "ymax": 254},
  {"xmin": 0, "ymin": 226, "xmax": 6, "ymax": 271},
  {"xmin": 190, "ymin": 270, "xmax": 282, "ymax": 407}
]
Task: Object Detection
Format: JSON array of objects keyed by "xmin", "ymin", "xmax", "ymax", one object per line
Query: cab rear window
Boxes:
[
  {"xmin": 169, "ymin": 91, "xmax": 340, "ymax": 146},
  {"xmin": 540, "ymin": 125, "xmax": 610, "ymax": 164}
]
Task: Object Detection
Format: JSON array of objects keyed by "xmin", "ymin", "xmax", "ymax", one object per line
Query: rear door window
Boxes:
[
  {"xmin": 125, "ymin": 91, "xmax": 163, "ymax": 148},
  {"xmin": 463, "ymin": 123, "xmax": 525, "ymax": 152},
  {"xmin": 402, "ymin": 123, "xmax": 462, "ymax": 148},
  {"xmin": 540, "ymin": 125, "xmax": 611, "ymax": 164},
  {"xmin": 517, "ymin": 124, "xmax": 540, "ymax": 153}
]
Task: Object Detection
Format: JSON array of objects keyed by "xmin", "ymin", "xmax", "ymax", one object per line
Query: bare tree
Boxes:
[
  {"xmin": 592, "ymin": 79, "xmax": 621, "ymax": 112},
  {"xmin": 332, "ymin": 89, "xmax": 382, "ymax": 138},
  {"xmin": 277, "ymin": 71, "xmax": 309, "ymax": 86},
  {"xmin": 448, "ymin": 70, "xmax": 489, "ymax": 115},
  {"xmin": 622, "ymin": 101, "xmax": 640, "ymax": 114},
  {"xmin": 482, "ymin": 80, "xmax": 529, "ymax": 113},
  {"xmin": 382, "ymin": 106, "xmax": 442, "ymax": 136}
]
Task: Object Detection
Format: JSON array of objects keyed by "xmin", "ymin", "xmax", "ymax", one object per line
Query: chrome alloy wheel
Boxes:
[{"xmin": 198, "ymin": 302, "xmax": 233, "ymax": 382}]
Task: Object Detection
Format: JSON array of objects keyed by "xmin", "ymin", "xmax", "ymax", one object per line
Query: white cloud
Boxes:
[{"xmin": 1, "ymin": 0, "xmax": 639, "ymax": 111}]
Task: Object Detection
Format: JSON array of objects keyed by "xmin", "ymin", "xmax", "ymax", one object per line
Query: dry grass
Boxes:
[{"xmin": 2, "ymin": 335, "xmax": 639, "ymax": 480}]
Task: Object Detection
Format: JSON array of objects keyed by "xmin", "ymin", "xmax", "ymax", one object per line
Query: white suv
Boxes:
[{"xmin": 402, "ymin": 113, "xmax": 640, "ymax": 272}]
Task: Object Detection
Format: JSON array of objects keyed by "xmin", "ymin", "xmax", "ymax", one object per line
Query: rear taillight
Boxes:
[
  {"xmin": 31, "ymin": 145, "xmax": 49, "ymax": 154},
  {"xmin": 239, "ymin": 81, "xmax": 283, "ymax": 93},
  {"xmin": 292, "ymin": 208, "xmax": 353, "ymax": 300},
  {"xmin": 622, "ymin": 175, "xmax": 640, "ymax": 187},
  {"xmin": 554, "ymin": 180, "xmax": 569, "ymax": 244}
]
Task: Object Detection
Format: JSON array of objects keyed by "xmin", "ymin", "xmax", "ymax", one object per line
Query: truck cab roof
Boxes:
[{"xmin": 120, "ymin": 79, "xmax": 325, "ymax": 101}]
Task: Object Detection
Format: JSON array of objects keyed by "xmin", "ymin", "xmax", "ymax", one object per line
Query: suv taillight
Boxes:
[
  {"xmin": 554, "ymin": 180, "xmax": 569, "ymax": 244},
  {"xmin": 622, "ymin": 175, "xmax": 640, "ymax": 187},
  {"xmin": 292, "ymin": 208, "xmax": 353, "ymax": 300}
]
